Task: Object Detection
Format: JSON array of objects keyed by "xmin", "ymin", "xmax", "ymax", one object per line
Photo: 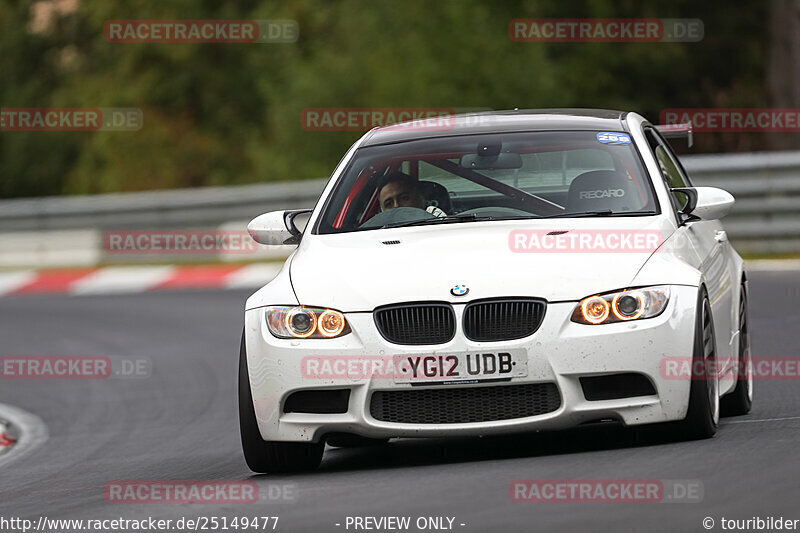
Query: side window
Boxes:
[{"xmin": 645, "ymin": 129, "xmax": 690, "ymax": 211}]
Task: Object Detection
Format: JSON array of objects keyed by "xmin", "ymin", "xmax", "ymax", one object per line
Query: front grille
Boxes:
[
  {"xmin": 463, "ymin": 299, "xmax": 546, "ymax": 341},
  {"xmin": 374, "ymin": 303, "xmax": 455, "ymax": 345},
  {"xmin": 370, "ymin": 383, "xmax": 561, "ymax": 424}
]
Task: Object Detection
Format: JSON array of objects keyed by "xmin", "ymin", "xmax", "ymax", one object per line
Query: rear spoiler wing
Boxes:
[{"xmin": 655, "ymin": 122, "xmax": 693, "ymax": 148}]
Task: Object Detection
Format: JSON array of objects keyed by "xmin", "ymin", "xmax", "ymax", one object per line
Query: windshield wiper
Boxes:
[
  {"xmin": 377, "ymin": 210, "xmax": 657, "ymax": 229},
  {"xmin": 538, "ymin": 210, "xmax": 658, "ymax": 219},
  {"xmin": 381, "ymin": 213, "xmax": 490, "ymax": 229}
]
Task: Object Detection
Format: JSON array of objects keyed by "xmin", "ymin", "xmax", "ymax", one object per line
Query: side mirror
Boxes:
[
  {"xmin": 247, "ymin": 209, "xmax": 312, "ymax": 245},
  {"xmin": 671, "ymin": 186, "xmax": 734, "ymax": 223}
]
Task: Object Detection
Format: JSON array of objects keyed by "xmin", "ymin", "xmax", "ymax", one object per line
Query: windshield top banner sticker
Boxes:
[{"xmin": 596, "ymin": 132, "xmax": 632, "ymax": 145}]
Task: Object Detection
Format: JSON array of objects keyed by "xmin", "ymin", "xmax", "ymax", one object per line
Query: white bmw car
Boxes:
[{"xmin": 239, "ymin": 109, "xmax": 752, "ymax": 473}]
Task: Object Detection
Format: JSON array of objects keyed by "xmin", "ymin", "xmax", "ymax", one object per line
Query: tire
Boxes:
[
  {"xmin": 326, "ymin": 434, "xmax": 389, "ymax": 448},
  {"xmin": 676, "ymin": 289, "xmax": 719, "ymax": 439},
  {"xmin": 238, "ymin": 333, "xmax": 324, "ymax": 473},
  {"xmin": 721, "ymin": 283, "xmax": 753, "ymax": 416}
]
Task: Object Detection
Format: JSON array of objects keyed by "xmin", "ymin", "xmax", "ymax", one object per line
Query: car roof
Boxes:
[{"xmin": 361, "ymin": 108, "xmax": 630, "ymax": 147}]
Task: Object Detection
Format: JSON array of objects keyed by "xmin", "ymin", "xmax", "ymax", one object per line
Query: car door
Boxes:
[{"xmin": 644, "ymin": 128, "xmax": 735, "ymax": 371}]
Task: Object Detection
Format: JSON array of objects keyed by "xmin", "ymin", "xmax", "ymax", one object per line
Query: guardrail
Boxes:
[
  {"xmin": 0, "ymin": 179, "xmax": 329, "ymax": 266},
  {"xmin": 682, "ymin": 151, "xmax": 800, "ymax": 254},
  {"xmin": 0, "ymin": 179, "xmax": 329, "ymax": 232},
  {"xmin": 0, "ymin": 150, "xmax": 799, "ymax": 266}
]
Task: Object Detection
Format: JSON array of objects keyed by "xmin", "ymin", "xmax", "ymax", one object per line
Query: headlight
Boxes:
[
  {"xmin": 571, "ymin": 286, "xmax": 670, "ymax": 325},
  {"xmin": 265, "ymin": 306, "xmax": 351, "ymax": 339}
]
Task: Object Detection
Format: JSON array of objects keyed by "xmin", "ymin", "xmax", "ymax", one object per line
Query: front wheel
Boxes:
[
  {"xmin": 675, "ymin": 289, "xmax": 719, "ymax": 439},
  {"xmin": 238, "ymin": 333, "xmax": 324, "ymax": 473}
]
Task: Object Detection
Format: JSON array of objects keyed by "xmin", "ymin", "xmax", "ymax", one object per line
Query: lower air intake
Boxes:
[{"xmin": 370, "ymin": 383, "xmax": 561, "ymax": 424}]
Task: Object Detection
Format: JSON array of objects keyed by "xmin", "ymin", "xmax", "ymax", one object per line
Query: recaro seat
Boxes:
[{"xmin": 565, "ymin": 170, "xmax": 639, "ymax": 213}]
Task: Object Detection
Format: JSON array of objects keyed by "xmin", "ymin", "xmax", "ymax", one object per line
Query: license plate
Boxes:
[{"xmin": 392, "ymin": 350, "xmax": 528, "ymax": 384}]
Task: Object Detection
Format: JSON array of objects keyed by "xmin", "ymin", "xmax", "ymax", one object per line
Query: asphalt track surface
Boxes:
[{"xmin": 1, "ymin": 270, "xmax": 800, "ymax": 533}]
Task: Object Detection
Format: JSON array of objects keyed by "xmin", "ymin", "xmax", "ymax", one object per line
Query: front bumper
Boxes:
[{"xmin": 243, "ymin": 285, "xmax": 698, "ymax": 442}]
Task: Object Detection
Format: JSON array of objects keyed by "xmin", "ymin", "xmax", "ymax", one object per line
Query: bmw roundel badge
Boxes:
[{"xmin": 450, "ymin": 284, "xmax": 469, "ymax": 297}]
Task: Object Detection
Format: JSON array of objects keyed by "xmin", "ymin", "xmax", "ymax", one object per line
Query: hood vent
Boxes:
[{"xmin": 381, "ymin": 240, "xmax": 402, "ymax": 245}]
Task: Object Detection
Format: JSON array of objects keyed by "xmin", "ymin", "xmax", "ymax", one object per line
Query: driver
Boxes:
[{"xmin": 377, "ymin": 172, "xmax": 447, "ymax": 217}]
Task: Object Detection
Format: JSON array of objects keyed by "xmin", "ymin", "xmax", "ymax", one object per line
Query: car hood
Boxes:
[{"xmin": 290, "ymin": 217, "xmax": 673, "ymax": 311}]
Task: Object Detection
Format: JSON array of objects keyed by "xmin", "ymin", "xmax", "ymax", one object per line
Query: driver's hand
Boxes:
[{"xmin": 426, "ymin": 205, "xmax": 447, "ymax": 217}]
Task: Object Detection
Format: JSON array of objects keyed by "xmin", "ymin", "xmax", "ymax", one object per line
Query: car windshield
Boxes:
[{"xmin": 315, "ymin": 130, "xmax": 657, "ymax": 234}]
